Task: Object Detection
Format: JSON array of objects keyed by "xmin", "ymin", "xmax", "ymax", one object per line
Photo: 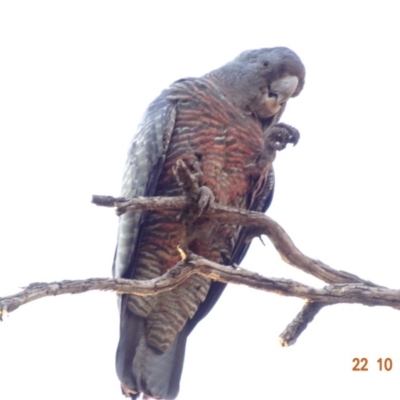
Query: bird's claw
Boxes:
[
  {"xmin": 120, "ymin": 383, "xmax": 138, "ymax": 398},
  {"xmin": 197, "ymin": 186, "xmax": 215, "ymax": 217},
  {"xmin": 266, "ymin": 123, "xmax": 300, "ymax": 151}
]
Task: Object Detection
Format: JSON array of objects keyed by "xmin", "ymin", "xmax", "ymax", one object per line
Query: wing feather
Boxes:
[{"xmin": 112, "ymin": 92, "xmax": 177, "ymax": 281}]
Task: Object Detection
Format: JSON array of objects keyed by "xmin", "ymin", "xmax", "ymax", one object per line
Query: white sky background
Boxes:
[{"xmin": 1, "ymin": 1, "xmax": 400, "ymax": 399}]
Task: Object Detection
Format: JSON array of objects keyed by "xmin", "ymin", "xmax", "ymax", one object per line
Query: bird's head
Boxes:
[
  {"xmin": 208, "ymin": 46, "xmax": 305, "ymax": 121},
  {"xmin": 235, "ymin": 47, "xmax": 305, "ymax": 118}
]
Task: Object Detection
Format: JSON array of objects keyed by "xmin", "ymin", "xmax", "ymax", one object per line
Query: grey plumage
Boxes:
[{"xmin": 113, "ymin": 46, "xmax": 305, "ymax": 399}]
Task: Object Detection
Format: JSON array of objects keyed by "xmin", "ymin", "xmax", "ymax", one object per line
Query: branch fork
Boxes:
[{"xmin": 0, "ymin": 161, "xmax": 396, "ymax": 346}]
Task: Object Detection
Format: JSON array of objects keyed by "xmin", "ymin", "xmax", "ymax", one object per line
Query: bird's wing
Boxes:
[
  {"xmin": 112, "ymin": 90, "xmax": 177, "ymax": 283},
  {"xmin": 113, "ymin": 89, "xmax": 183, "ymax": 399}
]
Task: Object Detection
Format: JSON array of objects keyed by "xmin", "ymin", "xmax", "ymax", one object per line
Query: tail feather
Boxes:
[{"xmin": 116, "ymin": 308, "xmax": 187, "ymax": 399}]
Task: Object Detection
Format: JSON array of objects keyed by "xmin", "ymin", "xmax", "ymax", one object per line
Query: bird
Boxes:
[{"xmin": 112, "ymin": 46, "xmax": 305, "ymax": 399}]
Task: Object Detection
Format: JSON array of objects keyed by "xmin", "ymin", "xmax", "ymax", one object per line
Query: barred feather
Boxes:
[{"xmin": 113, "ymin": 46, "xmax": 305, "ymax": 399}]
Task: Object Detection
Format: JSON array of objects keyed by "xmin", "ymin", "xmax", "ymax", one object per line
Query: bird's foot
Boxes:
[
  {"xmin": 266, "ymin": 123, "xmax": 300, "ymax": 151},
  {"xmin": 173, "ymin": 159, "xmax": 214, "ymax": 218},
  {"xmin": 197, "ymin": 185, "xmax": 215, "ymax": 217},
  {"xmin": 120, "ymin": 383, "xmax": 139, "ymax": 399},
  {"xmin": 173, "ymin": 159, "xmax": 200, "ymax": 193}
]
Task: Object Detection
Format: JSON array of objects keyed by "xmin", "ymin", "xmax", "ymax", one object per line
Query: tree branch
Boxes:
[
  {"xmin": 279, "ymin": 301, "xmax": 327, "ymax": 346},
  {"xmin": 1, "ymin": 253, "xmax": 399, "ymax": 321},
  {"xmin": 91, "ymin": 193, "xmax": 391, "ymax": 344},
  {"xmin": 1, "ymin": 193, "xmax": 393, "ymax": 349},
  {"xmin": 92, "ymin": 194, "xmax": 375, "ymax": 286}
]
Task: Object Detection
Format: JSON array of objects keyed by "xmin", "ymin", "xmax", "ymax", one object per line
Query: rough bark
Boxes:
[{"xmin": 0, "ymin": 194, "xmax": 396, "ymax": 347}]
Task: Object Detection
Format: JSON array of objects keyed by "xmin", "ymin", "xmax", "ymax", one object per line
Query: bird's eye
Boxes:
[
  {"xmin": 263, "ymin": 61, "xmax": 269, "ymax": 67},
  {"xmin": 269, "ymin": 92, "xmax": 277, "ymax": 98}
]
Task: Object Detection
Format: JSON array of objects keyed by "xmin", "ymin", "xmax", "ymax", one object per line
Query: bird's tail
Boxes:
[{"xmin": 116, "ymin": 307, "xmax": 187, "ymax": 400}]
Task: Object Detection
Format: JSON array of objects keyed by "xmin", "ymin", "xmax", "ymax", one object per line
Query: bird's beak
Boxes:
[
  {"xmin": 270, "ymin": 75, "xmax": 299, "ymax": 105},
  {"xmin": 257, "ymin": 75, "xmax": 299, "ymax": 118}
]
